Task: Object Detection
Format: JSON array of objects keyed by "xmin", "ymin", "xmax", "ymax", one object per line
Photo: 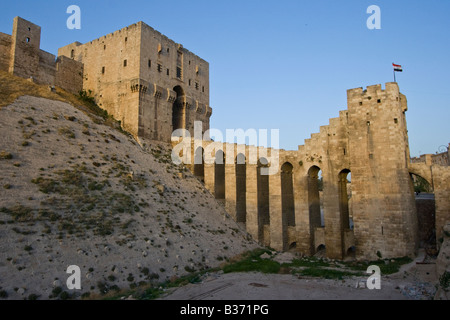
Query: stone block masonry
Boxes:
[
  {"xmin": 178, "ymin": 83, "xmax": 449, "ymax": 261},
  {"xmin": 58, "ymin": 21, "xmax": 212, "ymax": 143},
  {"xmin": 1, "ymin": 16, "xmax": 448, "ymax": 261},
  {"xmin": 0, "ymin": 17, "xmax": 83, "ymax": 94}
]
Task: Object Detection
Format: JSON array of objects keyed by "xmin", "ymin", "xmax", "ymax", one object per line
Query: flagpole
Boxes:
[{"xmin": 393, "ymin": 63, "xmax": 396, "ymax": 82}]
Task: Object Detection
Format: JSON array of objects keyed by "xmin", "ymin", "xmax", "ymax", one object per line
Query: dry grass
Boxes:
[
  {"xmin": 0, "ymin": 71, "xmax": 63, "ymax": 107},
  {"xmin": 0, "ymin": 70, "xmax": 96, "ymax": 110},
  {"xmin": 0, "ymin": 70, "xmax": 127, "ymax": 134}
]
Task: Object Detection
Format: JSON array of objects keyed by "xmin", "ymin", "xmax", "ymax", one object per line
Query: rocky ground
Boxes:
[
  {"xmin": 0, "ymin": 95, "xmax": 258, "ymax": 300},
  {"xmin": 160, "ymin": 249, "xmax": 439, "ymax": 300}
]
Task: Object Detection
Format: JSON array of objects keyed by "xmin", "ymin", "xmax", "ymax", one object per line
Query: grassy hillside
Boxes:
[{"xmin": 0, "ymin": 72, "xmax": 257, "ymax": 300}]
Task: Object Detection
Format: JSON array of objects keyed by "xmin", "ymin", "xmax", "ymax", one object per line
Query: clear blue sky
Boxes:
[{"xmin": 1, "ymin": 0, "xmax": 449, "ymax": 157}]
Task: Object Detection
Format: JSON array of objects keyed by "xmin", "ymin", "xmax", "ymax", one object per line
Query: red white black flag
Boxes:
[{"xmin": 393, "ymin": 63, "xmax": 403, "ymax": 72}]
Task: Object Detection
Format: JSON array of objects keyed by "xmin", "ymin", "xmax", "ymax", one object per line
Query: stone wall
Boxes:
[
  {"xmin": 0, "ymin": 17, "xmax": 83, "ymax": 94},
  {"xmin": 435, "ymin": 223, "xmax": 450, "ymax": 300},
  {"xmin": 55, "ymin": 55, "xmax": 84, "ymax": 95},
  {"xmin": 433, "ymin": 166, "xmax": 450, "ymax": 244},
  {"xmin": 0, "ymin": 32, "xmax": 11, "ymax": 71},
  {"xmin": 174, "ymin": 83, "xmax": 449, "ymax": 262},
  {"xmin": 37, "ymin": 50, "xmax": 56, "ymax": 86}
]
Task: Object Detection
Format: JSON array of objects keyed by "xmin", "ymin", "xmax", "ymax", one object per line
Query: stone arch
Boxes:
[
  {"xmin": 214, "ymin": 150, "xmax": 225, "ymax": 200},
  {"xmin": 408, "ymin": 163, "xmax": 433, "ymax": 190},
  {"xmin": 410, "ymin": 172, "xmax": 436, "ymax": 250},
  {"xmin": 339, "ymin": 169, "xmax": 352, "ymax": 230},
  {"xmin": 172, "ymin": 85, "xmax": 185, "ymax": 131},
  {"xmin": 257, "ymin": 157, "xmax": 270, "ymax": 246},
  {"xmin": 235, "ymin": 153, "xmax": 246, "ymax": 223},
  {"xmin": 316, "ymin": 244, "xmax": 326, "ymax": 255},
  {"xmin": 346, "ymin": 246, "xmax": 356, "ymax": 260},
  {"xmin": 308, "ymin": 165, "xmax": 323, "ymax": 228},
  {"xmin": 281, "ymin": 162, "xmax": 295, "ymax": 250},
  {"xmin": 193, "ymin": 147, "xmax": 204, "ymax": 181}
]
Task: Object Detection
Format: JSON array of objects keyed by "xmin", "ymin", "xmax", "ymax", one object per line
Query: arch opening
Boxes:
[
  {"xmin": 214, "ymin": 150, "xmax": 225, "ymax": 200},
  {"xmin": 339, "ymin": 169, "xmax": 352, "ymax": 231},
  {"xmin": 193, "ymin": 147, "xmax": 204, "ymax": 181},
  {"xmin": 315, "ymin": 244, "xmax": 326, "ymax": 257},
  {"xmin": 308, "ymin": 166, "xmax": 323, "ymax": 228},
  {"xmin": 346, "ymin": 246, "xmax": 356, "ymax": 260},
  {"xmin": 172, "ymin": 86, "xmax": 185, "ymax": 131},
  {"xmin": 236, "ymin": 154, "xmax": 246, "ymax": 224},
  {"xmin": 410, "ymin": 173, "xmax": 436, "ymax": 252}
]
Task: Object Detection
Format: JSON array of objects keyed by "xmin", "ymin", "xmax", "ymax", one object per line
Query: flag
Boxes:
[{"xmin": 393, "ymin": 63, "xmax": 403, "ymax": 72}]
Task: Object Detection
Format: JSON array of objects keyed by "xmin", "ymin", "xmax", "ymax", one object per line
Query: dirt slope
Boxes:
[{"xmin": 0, "ymin": 94, "xmax": 257, "ymax": 300}]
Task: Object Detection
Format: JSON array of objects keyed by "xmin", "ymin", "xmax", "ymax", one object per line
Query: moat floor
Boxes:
[{"xmin": 161, "ymin": 251, "xmax": 437, "ymax": 300}]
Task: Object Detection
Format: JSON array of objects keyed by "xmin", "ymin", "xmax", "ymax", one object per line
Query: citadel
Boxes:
[{"xmin": 0, "ymin": 17, "xmax": 448, "ymax": 261}]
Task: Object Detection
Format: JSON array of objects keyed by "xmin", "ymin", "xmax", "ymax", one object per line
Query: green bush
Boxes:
[{"xmin": 222, "ymin": 249, "xmax": 280, "ymax": 274}]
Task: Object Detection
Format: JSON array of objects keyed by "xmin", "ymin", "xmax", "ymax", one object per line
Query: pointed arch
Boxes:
[
  {"xmin": 172, "ymin": 85, "xmax": 185, "ymax": 131},
  {"xmin": 194, "ymin": 147, "xmax": 205, "ymax": 181},
  {"xmin": 214, "ymin": 150, "xmax": 225, "ymax": 200},
  {"xmin": 235, "ymin": 153, "xmax": 246, "ymax": 223}
]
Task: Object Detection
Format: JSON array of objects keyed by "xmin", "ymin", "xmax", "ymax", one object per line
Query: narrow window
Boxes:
[
  {"xmin": 148, "ymin": 60, "xmax": 151, "ymax": 68},
  {"xmin": 189, "ymin": 79, "xmax": 191, "ymax": 86},
  {"xmin": 104, "ymin": 45, "xmax": 106, "ymax": 50},
  {"xmin": 394, "ymin": 118, "xmax": 398, "ymax": 124},
  {"xmin": 176, "ymin": 67, "xmax": 182, "ymax": 79},
  {"xmin": 102, "ymin": 67, "xmax": 105, "ymax": 74},
  {"xmin": 26, "ymin": 37, "xmax": 30, "ymax": 43},
  {"xmin": 123, "ymin": 60, "xmax": 127, "ymax": 67},
  {"xmin": 195, "ymin": 82, "xmax": 199, "ymax": 90},
  {"xmin": 166, "ymin": 68, "xmax": 170, "ymax": 76},
  {"xmin": 28, "ymin": 27, "xmax": 31, "ymax": 31},
  {"xmin": 125, "ymin": 37, "xmax": 128, "ymax": 42},
  {"xmin": 377, "ymin": 99, "xmax": 381, "ymax": 103},
  {"xmin": 157, "ymin": 64, "xmax": 162, "ymax": 72},
  {"xmin": 202, "ymin": 86, "xmax": 205, "ymax": 93}
]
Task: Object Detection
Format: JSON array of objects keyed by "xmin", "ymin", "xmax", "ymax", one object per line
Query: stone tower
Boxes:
[
  {"xmin": 347, "ymin": 83, "xmax": 419, "ymax": 260},
  {"xmin": 58, "ymin": 21, "xmax": 212, "ymax": 143},
  {"xmin": 8, "ymin": 17, "xmax": 41, "ymax": 80}
]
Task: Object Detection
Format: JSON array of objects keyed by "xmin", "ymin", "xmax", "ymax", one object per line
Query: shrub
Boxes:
[
  {"xmin": 58, "ymin": 127, "xmax": 76, "ymax": 139},
  {"xmin": 0, "ymin": 151, "xmax": 13, "ymax": 160},
  {"xmin": 78, "ymin": 90, "xmax": 108, "ymax": 119}
]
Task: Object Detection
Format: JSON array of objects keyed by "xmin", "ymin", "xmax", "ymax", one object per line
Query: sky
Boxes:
[{"xmin": 1, "ymin": 0, "xmax": 449, "ymax": 157}]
